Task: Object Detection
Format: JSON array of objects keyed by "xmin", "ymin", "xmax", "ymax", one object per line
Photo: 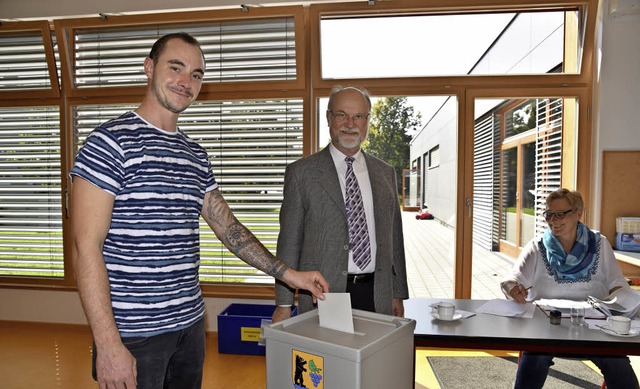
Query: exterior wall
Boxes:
[
  {"xmin": 410, "ymin": 97, "xmax": 458, "ymax": 226},
  {"xmin": 409, "ymin": 12, "xmax": 565, "ymax": 228},
  {"xmin": 472, "ymin": 12, "xmax": 564, "ymax": 75}
]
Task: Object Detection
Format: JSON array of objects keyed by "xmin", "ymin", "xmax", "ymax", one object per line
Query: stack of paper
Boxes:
[
  {"xmin": 588, "ymin": 287, "xmax": 640, "ymax": 318},
  {"xmin": 535, "ymin": 299, "xmax": 604, "ymax": 319}
]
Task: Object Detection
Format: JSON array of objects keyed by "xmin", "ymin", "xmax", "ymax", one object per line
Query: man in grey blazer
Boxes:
[{"xmin": 272, "ymin": 85, "xmax": 409, "ymax": 322}]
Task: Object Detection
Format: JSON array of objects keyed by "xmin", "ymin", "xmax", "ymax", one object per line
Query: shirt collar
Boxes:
[{"xmin": 329, "ymin": 143, "xmax": 364, "ymax": 165}]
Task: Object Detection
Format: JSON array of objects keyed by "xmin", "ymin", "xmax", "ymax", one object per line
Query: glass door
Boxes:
[{"xmin": 470, "ymin": 96, "xmax": 574, "ymax": 299}]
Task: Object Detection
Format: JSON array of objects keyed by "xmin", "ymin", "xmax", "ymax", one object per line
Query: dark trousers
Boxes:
[
  {"xmin": 93, "ymin": 317, "xmax": 206, "ymax": 389},
  {"xmin": 346, "ymin": 276, "xmax": 376, "ymax": 312},
  {"xmin": 515, "ymin": 351, "xmax": 639, "ymax": 389}
]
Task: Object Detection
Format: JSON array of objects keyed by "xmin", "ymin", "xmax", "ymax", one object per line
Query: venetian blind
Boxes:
[
  {"xmin": 534, "ymin": 97, "xmax": 563, "ymax": 237},
  {"xmin": 73, "ymin": 18, "xmax": 296, "ymax": 88},
  {"xmin": 0, "ymin": 106, "xmax": 63, "ymax": 278},
  {"xmin": 473, "ymin": 114, "xmax": 496, "ymax": 250},
  {"xmin": 0, "ymin": 31, "xmax": 51, "ymax": 91}
]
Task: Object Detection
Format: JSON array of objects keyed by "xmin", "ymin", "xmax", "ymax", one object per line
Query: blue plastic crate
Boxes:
[
  {"xmin": 617, "ymin": 233, "xmax": 640, "ymax": 253},
  {"xmin": 217, "ymin": 303, "xmax": 296, "ymax": 355}
]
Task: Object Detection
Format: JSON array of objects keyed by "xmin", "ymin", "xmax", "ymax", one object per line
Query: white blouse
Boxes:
[{"xmin": 502, "ymin": 235, "xmax": 629, "ymax": 301}]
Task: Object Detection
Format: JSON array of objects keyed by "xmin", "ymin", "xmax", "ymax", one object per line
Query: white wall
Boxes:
[
  {"xmin": 590, "ymin": 0, "xmax": 640, "ymax": 229},
  {"xmin": 410, "ymin": 97, "xmax": 459, "ymax": 227},
  {"xmin": 0, "ymin": 288, "xmax": 273, "ymax": 331}
]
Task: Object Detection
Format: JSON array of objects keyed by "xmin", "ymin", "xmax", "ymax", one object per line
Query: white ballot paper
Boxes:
[{"xmin": 317, "ymin": 292, "xmax": 355, "ymax": 334}]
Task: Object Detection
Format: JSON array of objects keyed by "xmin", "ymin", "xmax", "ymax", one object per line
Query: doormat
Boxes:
[{"xmin": 426, "ymin": 356, "xmax": 603, "ymax": 389}]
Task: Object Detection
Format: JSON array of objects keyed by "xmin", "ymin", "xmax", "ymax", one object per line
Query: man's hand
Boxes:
[
  {"xmin": 96, "ymin": 342, "xmax": 137, "ymax": 389},
  {"xmin": 392, "ymin": 298, "xmax": 405, "ymax": 317},
  {"xmin": 272, "ymin": 306, "xmax": 293, "ymax": 323},
  {"xmin": 281, "ymin": 269, "xmax": 329, "ymax": 303}
]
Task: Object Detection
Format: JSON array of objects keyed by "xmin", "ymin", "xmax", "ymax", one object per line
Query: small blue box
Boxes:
[
  {"xmin": 616, "ymin": 233, "xmax": 640, "ymax": 253},
  {"xmin": 217, "ymin": 303, "xmax": 296, "ymax": 355}
]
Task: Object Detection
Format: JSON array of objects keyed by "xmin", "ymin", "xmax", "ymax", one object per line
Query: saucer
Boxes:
[
  {"xmin": 431, "ymin": 312, "xmax": 463, "ymax": 321},
  {"xmin": 599, "ymin": 325, "xmax": 639, "ymax": 338}
]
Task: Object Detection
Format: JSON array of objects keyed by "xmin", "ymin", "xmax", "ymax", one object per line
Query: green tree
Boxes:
[{"xmin": 363, "ymin": 97, "xmax": 421, "ymax": 193}]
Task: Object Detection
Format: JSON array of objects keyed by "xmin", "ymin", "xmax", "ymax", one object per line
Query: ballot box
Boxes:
[{"xmin": 263, "ymin": 309, "xmax": 416, "ymax": 389}]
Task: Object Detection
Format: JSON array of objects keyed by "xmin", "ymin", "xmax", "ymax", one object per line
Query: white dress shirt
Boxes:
[{"xmin": 329, "ymin": 144, "xmax": 377, "ymax": 274}]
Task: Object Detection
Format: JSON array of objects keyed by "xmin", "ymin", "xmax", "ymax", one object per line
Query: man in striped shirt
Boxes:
[{"xmin": 70, "ymin": 32, "xmax": 328, "ymax": 389}]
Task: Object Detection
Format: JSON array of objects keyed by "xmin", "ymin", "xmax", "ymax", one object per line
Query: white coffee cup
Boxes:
[
  {"xmin": 435, "ymin": 302, "xmax": 456, "ymax": 320},
  {"xmin": 607, "ymin": 316, "xmax": 631, "ymax": 334}
]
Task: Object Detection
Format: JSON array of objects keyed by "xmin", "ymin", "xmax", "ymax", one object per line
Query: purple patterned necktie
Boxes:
[{"xmin": 344, "ymin": 156, "xmax": 372, "ymax": 270}]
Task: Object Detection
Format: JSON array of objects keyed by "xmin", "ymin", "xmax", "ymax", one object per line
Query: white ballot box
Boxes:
[{"xmin": 263, "ymin": 309, "xmax": 416, "ymax": 389}]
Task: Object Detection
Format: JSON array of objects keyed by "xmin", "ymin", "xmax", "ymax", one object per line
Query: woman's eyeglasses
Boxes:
[{"xmin": 543, "ymin": 209, "xmax": 576, "ymax": 221}]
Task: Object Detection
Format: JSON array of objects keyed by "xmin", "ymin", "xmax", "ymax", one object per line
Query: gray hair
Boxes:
[{"xmin": 327, "ymin": 85, "xmax": 372, "ymax": 112}]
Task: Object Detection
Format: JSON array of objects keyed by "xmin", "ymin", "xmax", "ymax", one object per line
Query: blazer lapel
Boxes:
[
  {"xmin": 314, "ymin": 147, "xmax": 346, "ymax": 217},
  {"xmin": 364, "ymin": 152, "xmax": 385, "ymax": 231}
]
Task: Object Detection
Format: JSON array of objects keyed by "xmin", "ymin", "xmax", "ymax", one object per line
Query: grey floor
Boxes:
[{"xmin": 402, "ymin": 211, "xmax": 515, "ymax": 300}]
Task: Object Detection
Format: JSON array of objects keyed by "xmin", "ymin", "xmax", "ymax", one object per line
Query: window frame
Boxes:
[
  {"xmin": 310, "ymin": 0, "xmax": 596, "ymax": 298},
  {"xmin": 0, "ymin": 0, "xmax": 598, "ymax": 300},
  {"xmin": 0, "ymin": 20, "xmax": 60, "ymax": 101}
]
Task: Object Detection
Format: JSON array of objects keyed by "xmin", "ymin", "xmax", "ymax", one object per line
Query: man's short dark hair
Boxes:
[{"xmin": 148, "ymin": 32, "xmax": 205, "ymax": 65}]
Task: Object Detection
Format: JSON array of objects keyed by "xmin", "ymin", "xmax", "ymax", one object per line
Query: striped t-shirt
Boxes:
[{"xmin": 70, "ymin": 111, "xmax": 218, "ymax": 337}]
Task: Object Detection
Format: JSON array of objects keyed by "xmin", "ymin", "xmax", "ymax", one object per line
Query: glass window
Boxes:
[
  {"xmin": 0, "ymin": 32, "xmax": 52, "ymax": 91},
  {"xmin": 0, "ymin": 106, "xmax": 63, "ymax": 278},
  {"xmin": 73, "ymin": 18, "xmax": 296, "ymax": 88},
  {"xmin": 429, "ymin": 145, "xmax": 440, "ymax": 168},
  {"xmin": 321, "ymin": 11, "xmax": 569, "ymax": 79}
]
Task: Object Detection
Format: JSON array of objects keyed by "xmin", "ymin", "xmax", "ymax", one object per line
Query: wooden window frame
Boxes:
[{"xmin": 0, "ymin": 0, "xmax": 598, "ymax": 300}]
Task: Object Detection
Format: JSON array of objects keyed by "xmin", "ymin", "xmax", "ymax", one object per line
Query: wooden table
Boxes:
[{"xmin": 405, "ymin": 298, "xmax": 640, "ymax": 356}]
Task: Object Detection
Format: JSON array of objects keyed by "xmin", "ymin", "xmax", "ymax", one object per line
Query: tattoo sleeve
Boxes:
[{"xmin": 203, "ymin": 190, "xmax": 288, "ymax": 279}]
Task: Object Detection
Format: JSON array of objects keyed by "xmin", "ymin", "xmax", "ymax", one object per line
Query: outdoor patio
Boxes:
[{"xmin": 402, "ymin": 211, "xmax": 516, "ymax": 300}]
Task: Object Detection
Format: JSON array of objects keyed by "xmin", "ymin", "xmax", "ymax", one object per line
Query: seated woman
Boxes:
[{"xmin": 501, "ymin": 188, "xmax": 639, "ymax": 389}]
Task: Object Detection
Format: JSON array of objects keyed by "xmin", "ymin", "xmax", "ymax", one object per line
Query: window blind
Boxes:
[
  {"xmin": 0, "ymin": 32, "xmax": 52, "ymax": 91},
  {"xmin": 73, "ymin": 98, "xmax": 303, "ymax": 284},
  {"xmin": 534, "ymin": 98, "xmax": 563, "ymax": 237},
  {"xmin": 73, "ymin": 18, "xmax": 296, "ymax": 88},
  {"xmin": 473, "ymin": 114, "xmax": 496, "ymax": 250},
  {"xmin": 0, "ymin": 106, "xmax": 63, "ymax": 278}
]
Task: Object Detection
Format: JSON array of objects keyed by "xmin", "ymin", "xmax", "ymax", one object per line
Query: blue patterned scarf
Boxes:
[{"xmin": 540, "ymin": 221, "xmax": 600, "ymax": 283}]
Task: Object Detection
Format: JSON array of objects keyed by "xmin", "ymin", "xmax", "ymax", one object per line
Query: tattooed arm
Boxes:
[{"xmin": 201, "ymin": 189, "xmax": 328, "ymax": 299}]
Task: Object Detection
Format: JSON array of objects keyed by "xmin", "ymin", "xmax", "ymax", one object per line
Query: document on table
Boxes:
[
  {"xmin": 536, "ymin": 299, "xmax": 605, "ymax": 319},
  {"xmin": 317, "ymin": 293, "xmax": 355, "ymax": 334},
  {"xmin": 588, "ymin": 288, "xmax": 640, "ymax": 317},
  {"xmin": 475, "ymin": 299, "xmax": 536, "ymax": 318}
]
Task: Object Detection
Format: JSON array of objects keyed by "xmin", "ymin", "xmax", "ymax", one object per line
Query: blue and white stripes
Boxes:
[{"xmin": 71, "ymin": 111, "xmax": 218, "ymax": 337}]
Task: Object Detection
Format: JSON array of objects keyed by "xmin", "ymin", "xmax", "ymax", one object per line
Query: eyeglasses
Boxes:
[
  {"xmin": 329, "ymin": 110, "xmax": 370, "ymax": 124},
  {"xmin": 543, "ymin": 209, "xmax": 576, "ymax": 221}
]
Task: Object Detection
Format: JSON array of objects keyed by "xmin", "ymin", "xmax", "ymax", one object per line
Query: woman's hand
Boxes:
[{"xmin": 506, "ymin": 282, "xmax": 530, "ymax": 304}]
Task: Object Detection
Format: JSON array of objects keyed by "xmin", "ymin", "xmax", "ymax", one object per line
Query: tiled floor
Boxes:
[{"xmin": 402, "ymin": 211, "xmax": 514, "ymax": 300}]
